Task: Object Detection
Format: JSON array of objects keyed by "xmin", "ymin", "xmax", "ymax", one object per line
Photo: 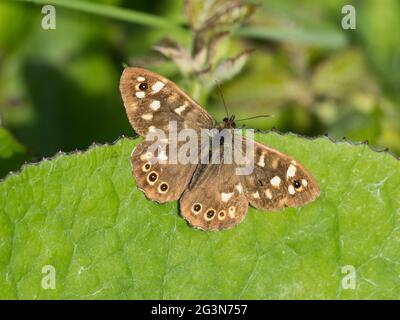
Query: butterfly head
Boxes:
[{"xmin": 221, "ymin": 115, "xmax": 236, "ymax": 129}]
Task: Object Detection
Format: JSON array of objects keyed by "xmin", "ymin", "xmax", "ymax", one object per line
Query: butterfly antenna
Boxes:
[
  {"xmin": 236, "ymin": 114, "xmax": 274, "ymax": 122},
  {"xmin": 215, "ymin": 80, "xmax": 229, "ymax": 119}
]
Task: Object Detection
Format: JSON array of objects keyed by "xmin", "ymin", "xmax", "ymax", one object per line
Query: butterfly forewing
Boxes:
[{"xmin": 120, "ymin": 67, "xmax": 215, "ymax": 137}]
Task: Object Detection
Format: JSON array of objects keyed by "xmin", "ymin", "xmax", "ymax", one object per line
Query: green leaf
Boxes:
[
  {"xmin": 0, "ymin": 127, "xmax": 29, "ymax": 179},
  {"xmin": 1, "ymin": 133, "xmax": 399, "ymax": 299}
]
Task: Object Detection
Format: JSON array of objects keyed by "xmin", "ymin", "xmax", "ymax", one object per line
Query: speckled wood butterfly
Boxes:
[{"xmin": 120, "ymin": 67, "xmax": 320, "ymax": 231}]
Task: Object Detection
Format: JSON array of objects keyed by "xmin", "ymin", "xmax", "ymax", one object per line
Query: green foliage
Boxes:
[
  {"xmin": 359, "ymin": 0, "xmax": 400, "ymax": 94},
  {"xmin": 0, "ymin": 133, "xmax": 399, "ymax": 299},
  {"xmin": 0, "ymin": 0, "xmax": 399, "ymax": 300},
  {"xmin": 2, "ymin": 0, "xmax": 399, "ymax": 163},
  {"xmin": 0, "ymin": 128, "xmax": 29, "ymax": 178}
]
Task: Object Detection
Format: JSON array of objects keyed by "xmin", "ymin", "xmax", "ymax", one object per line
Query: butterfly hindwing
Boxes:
[
  {"xmin": 180, "ymin": 163, "xmax": 248, "ymax": 231},
  {"xmin": 120, "ymin": 67, "xmax": 215, "ymax": 137},
  {"xmin": 131, "ymin": 140, "xmax": 197, "ymax": 203},
  {"xmin": 240, "ymin": 139, "xmax": 320, "ymax": 211}
]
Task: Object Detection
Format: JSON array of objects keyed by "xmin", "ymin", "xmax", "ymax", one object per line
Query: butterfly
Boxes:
[{"xmin": 120, "ymin": 67, "xmax": 320, "ymax": 231}]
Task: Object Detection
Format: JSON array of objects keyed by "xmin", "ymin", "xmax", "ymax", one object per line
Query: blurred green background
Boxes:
[{"xmin": 0, "ymin": 0, "xmax": 399, "ymax": 171}]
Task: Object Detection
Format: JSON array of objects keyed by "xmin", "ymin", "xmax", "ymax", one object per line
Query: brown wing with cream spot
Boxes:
[
  {"xmin": 180, "ymin": 163, "xmax": 248, "ymax": 231},
  {"xmin": 131, "ymin": 140, "xmax": 197, "ymax": 203},
  {"xmin": 120, "ymin": 67, "xmax": 215, "ymax": 136},
  {"xmin": 240, "ymin": 139, "xmax": 320, "ymax": 211}
]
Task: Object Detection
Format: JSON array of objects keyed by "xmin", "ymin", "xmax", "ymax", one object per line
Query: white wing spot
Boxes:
[
  {"xmin": 150, "ymin": 100, "xmax": 161, "ymax": 111},
  {"xmin": 140, "ymin": 152, "xmax": 152, "ymax": 161},
  {"xmin": 235, "ymin": 183, "xmax": 243, "ymax": 193},
  {"xmin": 141, "ymin": 113, "xmax": 153, "ymax": 120},
  {"xmin": 152, "ymin": 81, "xmax": 165, "ymax": 93},
  {"xmin": 252, "ymin": 191, "xmax": 260, "ymax": 199},
  {"xmin": 136, "ymin": 91, "xmax": 145, "ymax": 98},
  {"xmin": 158, "ymin": 150, "xmax": 168, "ymax": 161},
  {"xmin": 302, "ymin": 179, "xmax": 308, "ymax": 187},
  {"xmin": 265, "ymin": 189, "xmax": 272, "ymax": 199},
  {"xmin": 287, "ymin": 164, "xmax": 297, "ymax": 179},
  {"xmin": 148, "ymin": 126, "xmax": 156, "ymax": 132},
  {"xmin": 257, "ymin": 153, "xmax": 265, "ymax": 167},
  {"xmin": 137, "ymin": 76, "xmax": 145, "ymax": 82},
  {"xmin": 288, "ymin": 185, "xmax": 296, "ymax": 195},
  {"xmin": 174, "ymin": 104, "xmax": 186, "ymax": 115},
  {"xmin": 221, "ymin": 192, "xmax": 233, "ymax": 202},
  {"xmin": 270, "ymin": 176, "xmax": 281, "ymax": 187}
]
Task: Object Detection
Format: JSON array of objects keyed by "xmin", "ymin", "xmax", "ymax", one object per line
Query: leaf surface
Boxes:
[{"xmin": 0, "ymin": 133, "xmax": 399, "ymax": 299}]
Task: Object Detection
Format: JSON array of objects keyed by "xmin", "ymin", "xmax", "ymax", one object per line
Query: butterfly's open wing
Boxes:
[
  {"xmin": 120, "ymin": 67, "xmax": 215, "ymax": 136},
  {"xmin": 121, "ymin": 67, "xmax": 215, "ymax": 204},
  {"xmin": 180, "ymin": 163, "xmax": 248, "ymax": 231},
  {"xmin": 179, "ymin": 135, "xmax": 319, "ymax": 230},
  {"xmin": 122, "ymin": 67, "xmax": 320, "ymax": 227},
  {"xmin": 131, "ymin": 140, "xmax": 197, "ymax": 203},
  {"xmin": 240, "ymin": 139, "xmax": 320, "ymax": 210}
]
